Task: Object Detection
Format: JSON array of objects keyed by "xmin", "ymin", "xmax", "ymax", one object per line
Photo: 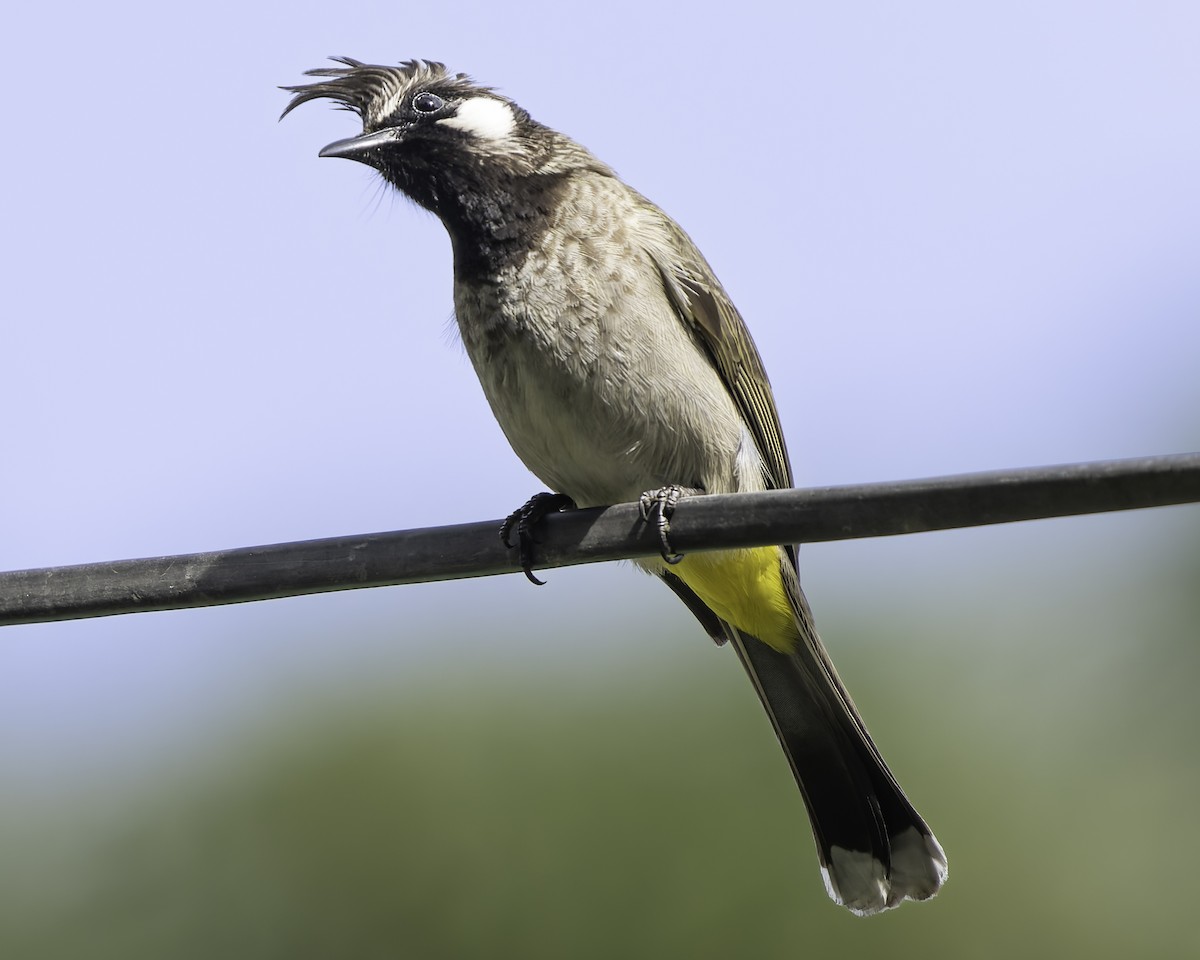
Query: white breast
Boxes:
[{"xmin": 453, "ymin": 177, "xmax": 759, "ymax": 507}]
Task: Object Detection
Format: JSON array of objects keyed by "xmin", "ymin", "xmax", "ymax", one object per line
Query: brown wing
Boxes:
[{"xmin": 648, "ymin": 217, "xmax": 793, "ymax": 491}]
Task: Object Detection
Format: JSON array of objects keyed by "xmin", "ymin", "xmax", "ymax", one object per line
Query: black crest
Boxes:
[{"xmin": 280, "ymin": 57, "xmax": 494, "ymax": 129}]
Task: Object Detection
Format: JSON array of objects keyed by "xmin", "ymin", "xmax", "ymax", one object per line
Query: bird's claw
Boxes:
[
  {"xmin": 500, "ymin": 492, "xmax": 576, "ymax": 585},
  {"xmin": 639, "ymin": 485, "xmax": 686, "ymax": 564}
]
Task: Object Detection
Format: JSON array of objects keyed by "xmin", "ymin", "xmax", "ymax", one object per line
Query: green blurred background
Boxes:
[{"xmin": 4, "ymin": 504, "xmax": 1198, "ymax": 958}]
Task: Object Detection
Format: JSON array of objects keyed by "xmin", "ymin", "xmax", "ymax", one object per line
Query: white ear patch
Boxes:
[{"xmin": 438, "ymin": 97, "xmax": 517, "ymax": 143}]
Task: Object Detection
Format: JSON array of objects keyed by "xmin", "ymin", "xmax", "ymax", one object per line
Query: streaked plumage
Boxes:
[{"xmin": 283, "ymin": 58, "xmax": 947, "ymax": 914}]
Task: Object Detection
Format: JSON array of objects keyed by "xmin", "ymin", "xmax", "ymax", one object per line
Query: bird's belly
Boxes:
[
  {"xmin": 478, "ymin": 341, "xmax": 687, "ymax": 505},
  {"xmin": 467, "ymin": 326, "xmax": 751, "ymax": 508}
]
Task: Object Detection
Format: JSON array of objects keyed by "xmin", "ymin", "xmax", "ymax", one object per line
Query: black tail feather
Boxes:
[{"xmin": 662, "ymin": 571, "xmax": 947, "ymax": 915}]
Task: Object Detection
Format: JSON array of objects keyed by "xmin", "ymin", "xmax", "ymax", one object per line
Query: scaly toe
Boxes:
[
  {"xmin": 499, "ymin": 492, "xmax": 576, "ymax": 584},
  {"xmin": 639, "ymin": 485, "xmax": 686, "ymax": 564}
]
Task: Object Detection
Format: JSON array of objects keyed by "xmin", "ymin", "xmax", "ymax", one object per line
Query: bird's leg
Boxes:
[
  {"xmin": 500, "ymin": 492, "xmax": 577, "ymax": 585},
  {"xmin": 639, "ymin": 484, "xmax": 700, "ymax": 565}
]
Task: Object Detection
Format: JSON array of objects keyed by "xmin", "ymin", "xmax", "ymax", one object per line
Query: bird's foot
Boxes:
[
  {"xmin": 500, "ymin": 492, "xmax": 577, "ymax": 585},
  {"xmin": 639, "ymin": 485, "xmax": 693, "ymax": 565}
]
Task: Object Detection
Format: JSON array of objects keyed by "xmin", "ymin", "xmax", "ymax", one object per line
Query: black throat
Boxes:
[{"xmin": 385, "ymin": 157, "xmax": 570, "ymax": 281}]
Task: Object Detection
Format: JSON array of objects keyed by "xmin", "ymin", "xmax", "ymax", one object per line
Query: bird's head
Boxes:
[
  {"xmin": 283, "ymin": 59, "xmax": 531, "ymax": 158},
  {"xmin": 283, "ymin": 60, "xmax": 599, "ymax": 220},
  {"xmin": 283, "ymin": 57, "xmax": 616, "ymax": 262}
]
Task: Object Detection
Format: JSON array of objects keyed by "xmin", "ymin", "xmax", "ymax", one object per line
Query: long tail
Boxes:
[{"xmin": 662, "ymin": 570, "xmax": 947, "ymax": 915}]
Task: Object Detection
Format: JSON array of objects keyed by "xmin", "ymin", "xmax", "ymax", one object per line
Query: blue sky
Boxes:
[{"xmin": 2, "ymin": 2, "xmax": 1198, "ymax": 784}]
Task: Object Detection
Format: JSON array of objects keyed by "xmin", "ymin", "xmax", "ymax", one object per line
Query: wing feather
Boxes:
[{"xmin": 648, "ymin": 217, "xmax": 793, "ymax": 491}]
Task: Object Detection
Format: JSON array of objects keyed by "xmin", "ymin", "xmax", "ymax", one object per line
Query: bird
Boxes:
[{"xmin": 282, "ymin": 58, "xmax": 947, "ymax": 915}]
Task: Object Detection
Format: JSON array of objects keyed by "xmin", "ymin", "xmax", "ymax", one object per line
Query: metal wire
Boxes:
[{"xmin": 2, "ymin": 453, "xmax": 1198, "ymax": 626}]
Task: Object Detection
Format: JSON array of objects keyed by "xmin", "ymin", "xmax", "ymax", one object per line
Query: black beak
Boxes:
[{"xmin": 318, "ymin": 127, "xmax": 402, "ymax": 160}]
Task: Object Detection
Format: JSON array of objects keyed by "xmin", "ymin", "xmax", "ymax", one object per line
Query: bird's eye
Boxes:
[{"xmin": 412, "ymin": 92, "xmax": 444, "ymax": 114}]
